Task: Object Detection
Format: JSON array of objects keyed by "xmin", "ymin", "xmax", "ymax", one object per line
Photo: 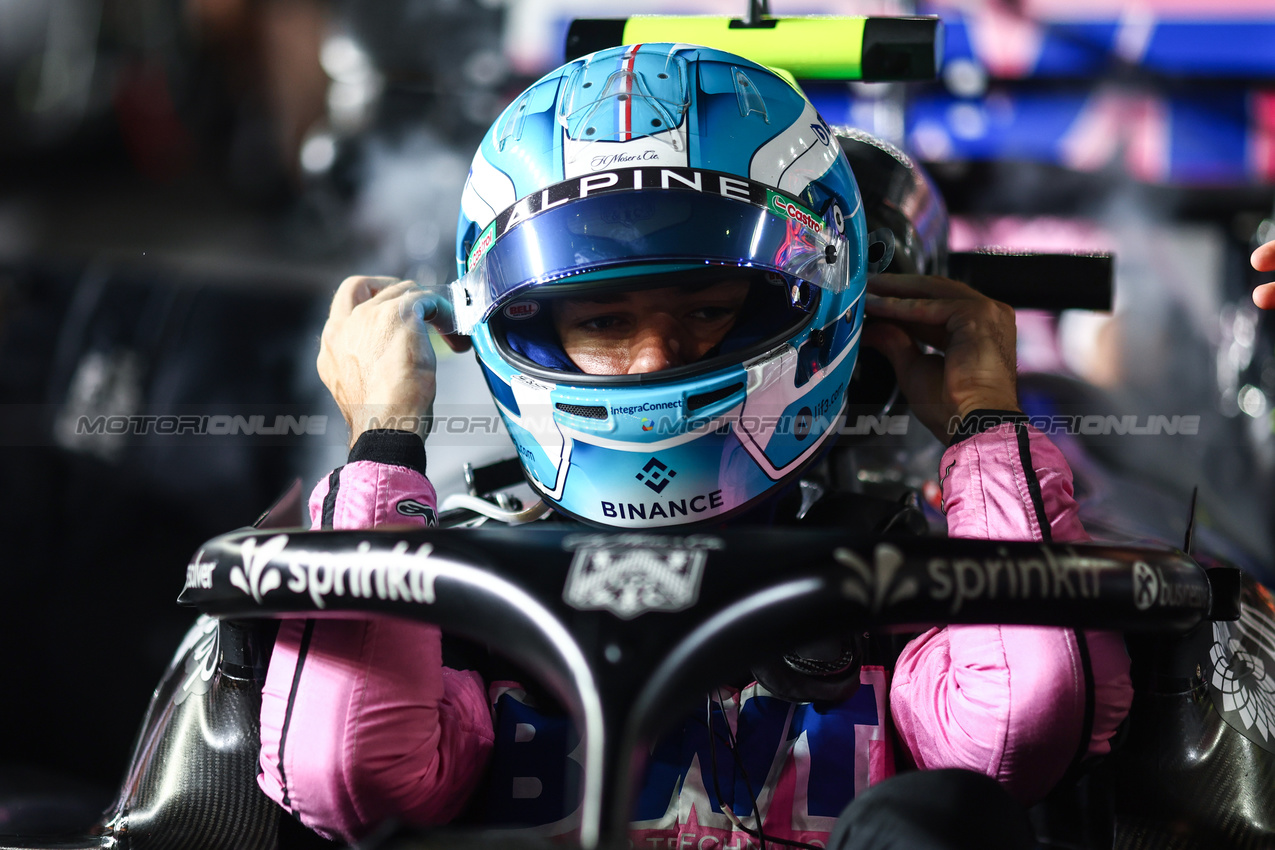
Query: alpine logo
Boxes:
[
  {"xmin": 635, "ymin": 457, "xmax": 677, "ymax": 494},
  {"xmin": 396, "ymin": 499, "xmax": 439, "ymax": 526},
  {"xmin": 488, "ymin": 166, "xmax": 807, "ymax": 240},
  {"xmin": 794, "ymin": 407, "xmax": 813, "ymax": 440}
]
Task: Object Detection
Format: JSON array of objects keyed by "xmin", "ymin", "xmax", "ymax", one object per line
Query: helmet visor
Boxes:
[
  {"xmin": 489, "ymin": 268, "xmax": 819, "ymax": 382},
  {"xmin": 450, "ymin": 177, "xmax": 858, "ymax": 335}
]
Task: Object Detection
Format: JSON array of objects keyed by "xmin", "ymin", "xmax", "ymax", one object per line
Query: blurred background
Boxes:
[{"xmin": 2, "ymin": 0, "xmax": 1275, "ymax": 815}]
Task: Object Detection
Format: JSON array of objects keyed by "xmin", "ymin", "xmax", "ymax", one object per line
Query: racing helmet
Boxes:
[{"xmin": 452, "ymin": 44, "xmax": 870, "ymax": 527}]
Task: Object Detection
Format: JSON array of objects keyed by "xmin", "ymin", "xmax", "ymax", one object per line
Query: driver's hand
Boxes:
[
  {"xmin": 862, "ymin": 274, "xmax": 1019, "ymax": 444},
  {"xmin": 317, "ymin": 276, "xmax": 472, "ymax": 448},
  {"xmin": 1252, "ymin": 239, "xmax": 1275, "ymax": 310}
]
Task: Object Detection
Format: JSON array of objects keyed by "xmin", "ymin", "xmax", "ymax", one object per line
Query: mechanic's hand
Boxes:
[
  {"xmin": 862, "ymin": 274, "xmax": 1020, "ymax": 444},
  {"xmin": 317, "ymin": 276, "xmax": 472, "ymax": 448},
  {"xmin": 1252, "ymin": 239, "xmax": 1275, "ymax": 310}
]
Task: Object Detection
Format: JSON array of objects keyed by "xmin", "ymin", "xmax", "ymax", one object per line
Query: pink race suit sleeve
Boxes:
[
  {"xmin": 257, "ymin": 432, "xmax": 494, "ymax": 843},
  {"xmin": 889, "ymin": 422, "xmax": 1133, "ymax": 804}
]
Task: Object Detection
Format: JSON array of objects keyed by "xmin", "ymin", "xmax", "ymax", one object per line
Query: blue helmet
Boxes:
[{"xmin": 451, "ymin": 44, "xmax": 868, "ymax": 527}]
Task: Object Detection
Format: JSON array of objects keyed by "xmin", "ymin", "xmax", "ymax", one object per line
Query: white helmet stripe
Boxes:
[
  {"xmin": 509, "ymin": 375, "xmax": 570, "ymax": 498},
  {"xmin": 749, "ymin": 101, "xmax": 841, "ymax": 198},
  {"xmin": 736, "ymin": 322, "xmax": 861, "ymax": 478},
  {"xmin": 461, "ymin": 146, "xmax": 517, "ymax": 230}
]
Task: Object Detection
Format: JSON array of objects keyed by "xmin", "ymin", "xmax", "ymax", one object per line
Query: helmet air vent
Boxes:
[
  {"xmin": 496, "ymin": 96, "xmax": 530, "ymax": 151},
  {"xmin": 558, "ymin": 51, "xmax": 689, "ymax": 143},
  {"xmin": 733, "ymin": 68, "xmax": 768, "ymax": 123},
  {"xmin": 555, "ymin": 402, "xmax": 608, "ymax": 420},
  {"xmin": 687, "ymin": 382, "xmax": 745, "ymax": 412}
]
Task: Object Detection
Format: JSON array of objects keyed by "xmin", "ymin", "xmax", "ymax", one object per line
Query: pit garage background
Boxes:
[{"xmin": 1, "ymin": 0, "xmax": 1274, "ymax": 816}]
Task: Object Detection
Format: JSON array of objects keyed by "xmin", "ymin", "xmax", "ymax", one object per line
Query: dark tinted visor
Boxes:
[
  {"xmin": 489, "ymin": 269, "xmax": 818, "ymax": 384},
  {"xmin": 451, "ymin": 189, "xmax": 855, "ymax": 334}
]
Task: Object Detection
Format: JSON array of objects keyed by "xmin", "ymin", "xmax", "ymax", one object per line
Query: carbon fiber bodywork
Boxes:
[
  {"xmin": 1110, "ymin": 573, "xmax": 1275, "ymax": 849},
  {"xmin": 105, "ymin": 618, "xmax": 278, "ymax": 850}
]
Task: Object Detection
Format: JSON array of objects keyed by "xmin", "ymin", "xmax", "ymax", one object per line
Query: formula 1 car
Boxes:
[
  {"xmin": 0, "ymin": 474, "xmax": 1266, "ymax": 850},
  {"xmin": 1, "ymin": 124, "xmax": 1270, "ymax": 849}
]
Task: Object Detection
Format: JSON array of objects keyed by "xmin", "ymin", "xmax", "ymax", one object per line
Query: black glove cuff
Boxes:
[
  {"xmin": 948, "ymin": 409, "xmax": 1027, "ymax": 447},
  {"xmin": 348, "ymin": 429, "xmax": 428, "ymax": 476}
]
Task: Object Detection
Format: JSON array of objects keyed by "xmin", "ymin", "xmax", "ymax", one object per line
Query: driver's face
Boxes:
[{"xmin": 550, "ymin": 279, "xmax": 751, "ymax": 375}]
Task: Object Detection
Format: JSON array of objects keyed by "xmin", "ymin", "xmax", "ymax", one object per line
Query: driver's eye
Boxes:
[
  {"xmin": 689, "ymin": 305, "xmax": 739, "ymax": 322},
  {"xmin": 579, "ymin": 315, "xmax": 623, "ymax": 331}
]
